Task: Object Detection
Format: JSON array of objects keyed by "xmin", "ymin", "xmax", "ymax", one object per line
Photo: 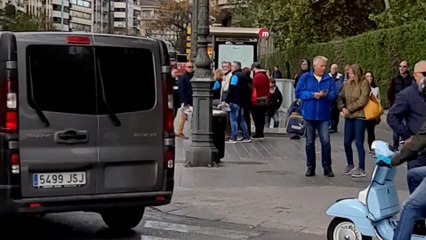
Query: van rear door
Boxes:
[
  {"xmin": 17, "ymin": 33, "xmax": 99, "ymax": 197},
  {"xmin": 93, "ymin": 36, "xmax": 164, "ymax": 193}
]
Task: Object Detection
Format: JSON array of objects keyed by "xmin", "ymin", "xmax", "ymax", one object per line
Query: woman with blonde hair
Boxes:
[
  {"xmin": 338, "ymin": 64, "xmax": 371, "ymax": 178},
  {"xmin": 212, "ymin": 68, "xmax": 224, "ymax": 100}
]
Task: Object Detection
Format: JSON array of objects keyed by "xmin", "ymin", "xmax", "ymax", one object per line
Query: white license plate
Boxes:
[{"xmin": 33, "ymin": 172, "xmax": 86, "ymax": 188}]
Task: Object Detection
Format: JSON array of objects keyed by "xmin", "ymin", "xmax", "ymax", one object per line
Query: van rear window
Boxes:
[
  {"xmin": 27, "ymin": 45, "xmax": 156, "ymax": 115},
  {"xmin": 96, "ymin": 47, "xmax": 156, "ymax": 114},
  {"xmin": 27, "ymin": 45, "xmax": 97, "ymax": 115}
]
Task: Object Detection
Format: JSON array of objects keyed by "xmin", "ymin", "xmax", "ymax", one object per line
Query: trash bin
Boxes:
[{"xmin": 212, "ymin": 109, "xmax": 227, "ymax": 160}]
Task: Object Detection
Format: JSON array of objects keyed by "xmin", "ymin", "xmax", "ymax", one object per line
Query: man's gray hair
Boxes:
[
  {"xmin": 232, "ymin": 61, "xmax": 241, "ymax": 69},
  {"xmin": 313, "ymin": 56, "xmax": 328, "ymax": 67},
  {"xmin": 414, "ymin": 60, "xmax": 426, "ymax": 72},
  {"xmin": 221, "ymin": 61, "xmax": 231, "ymax": 66}
]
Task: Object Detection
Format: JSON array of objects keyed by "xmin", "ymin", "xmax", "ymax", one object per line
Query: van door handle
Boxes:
[{"xmin": 54, "ymin": 129, "xmax": 89, "ymax": 144}]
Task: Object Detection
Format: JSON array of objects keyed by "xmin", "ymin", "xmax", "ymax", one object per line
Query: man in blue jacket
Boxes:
[{"xmin": 296, "ymin": 56, "xmax": 337, "ymax": 177}]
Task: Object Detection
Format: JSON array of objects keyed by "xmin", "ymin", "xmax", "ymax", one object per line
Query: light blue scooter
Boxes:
[{"xmin": 326, "ymin": 140, "xmax": 426, "ymax": 240}]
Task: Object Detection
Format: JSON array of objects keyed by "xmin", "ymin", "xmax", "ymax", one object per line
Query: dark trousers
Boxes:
[
  {"xmin": 330, "ymin": 105, "xmax": 340, "ymax": 131},
  {"xmin": 243, "ymin": 107, "xmax": 251, "ymax": 136},
  {"xmin": 393, "ymin": 132, "xmax": 401, "ymax": 150},
  {"xmin": 365, "ymin": 120, "xmax": 376, "ymax": 151},
  {"xmin": 252, "ymin": 106, "xmax": 268, "ymax": 137}
]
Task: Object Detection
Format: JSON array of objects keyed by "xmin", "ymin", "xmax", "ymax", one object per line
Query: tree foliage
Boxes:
[
  {"xmin": 232, "ymin": 0, "xmax": 385, "ymax": 50},
  {"xmin": 0, "ymin": 4, "xmax": 54, "ymax": 31},
  {"xmin": 149, "ymin": 0, "xmax": 218, "ymax": 53},
  {"xmin": 261, "ymin": 21, "xmax": 426, "ymax": 108},
  {"xmin": 370, "ymin": 0, "xmax": 426, "ymax": 29}
]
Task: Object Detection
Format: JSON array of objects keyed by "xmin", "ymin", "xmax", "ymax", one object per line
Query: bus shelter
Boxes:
[{"xmin": 209, "ymin": 27, "xmax": 262, "ymax": 70}]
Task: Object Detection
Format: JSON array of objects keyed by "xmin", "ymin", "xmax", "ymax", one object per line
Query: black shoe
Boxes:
[
  {"xmin": 290, "ymin": 135, "xmax": 301, "ymax": 140},
  {"xmin": 305, "ymin": 167, "xmax": 315, "ymax": 177},
  {"xmin": 413, "ymin": 220, "xmax": 426, "ymax": 235},
  {"xmin": 329, "ymin": 129, "xmax": 337, "ymax": 134},
  {"xmin": 324, "ymin": 168, "xmax": 335, "ymax": 177}
]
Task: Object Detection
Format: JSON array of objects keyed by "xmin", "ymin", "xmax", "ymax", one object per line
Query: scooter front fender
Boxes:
[{"xmin": 326, "ymin": 198, "xmax": 375, "ymax": 237}]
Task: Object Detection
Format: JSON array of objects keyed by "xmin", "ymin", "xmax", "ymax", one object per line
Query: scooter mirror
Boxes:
[{"xmin": 371, "ymin": 140, "xmax": 379, "ymax": 150}]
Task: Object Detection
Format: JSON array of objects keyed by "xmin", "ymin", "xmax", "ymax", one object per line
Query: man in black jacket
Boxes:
[
  {"xmin": 225, "ymin": 61, "xmax": 251, "ymax": 143},
  {"xmin": 176, "ymin": 62, "xmax": 194, "ymax": 139},
  {"xmin": 387, "ymin": 60, "xmax": 413, "ymax": 150}
]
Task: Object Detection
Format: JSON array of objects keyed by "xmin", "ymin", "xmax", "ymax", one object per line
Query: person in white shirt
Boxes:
[{"xmin": 365, "ymin": 71, "xmax": 381, "ymax": 154}]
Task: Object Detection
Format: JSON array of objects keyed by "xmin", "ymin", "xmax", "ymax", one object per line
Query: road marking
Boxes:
[
  {"xmin": 141, "ymin": 235, "xmax": 177, "ymax": 240},
  {"xmin": 143, "ymin": 220, "xmax": 262, "ymax": 239}
]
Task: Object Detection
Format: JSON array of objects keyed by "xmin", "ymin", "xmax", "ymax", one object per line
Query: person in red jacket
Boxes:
[{"xmin": 251, "ymin": 62, "xmax": 270, "ymax": 139}]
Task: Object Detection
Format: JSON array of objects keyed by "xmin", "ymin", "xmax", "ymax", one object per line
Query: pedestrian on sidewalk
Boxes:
[
  {"xmin": 221, "ymin": 61, "xmax": 232, "ymax": 140},
  {"xmin": 176, "ymin": 62, "xmax": 194, "ymax": 139},
  {"xmin": 272, "ymin": 66, "xmax": 283, "ymax": 79},
  {"xmin": 338, "ymin": 64, "xmax": 370, "ymax": 178},
  {"xmin": 329, "ymin": 64, "xmax": 344, "ymax": 133},
  {"xmin": 364, "ymin": 71, "xmax": 381, "ymax": 155},
  {"xmin": 251, "ymin": 62, "xmax": 270, "ymax": 140},
  {"xmin": 212, "ymin": 68, "xmax": 223, "ymax": 101},
  {"xmin": 241, "ymin": 67, "xmax": 253, "ymax": 136},
  {"xmin": 387, "ymin": 60, "xmax": 413, "ymax": 151},
  {"xmin": 295, "ymin": 56, "xmax": 337, "ymax": 177},
  {"xmin": 293, "ymin": 59, "xmax": 311, "ymax": 88},
  {"xmin": 225, "ymin": 61, "xmax": 251, "ymax": 143},
  {"xmin": 266, "ymin": 78, "xmax": 283, "ymax": 128}
]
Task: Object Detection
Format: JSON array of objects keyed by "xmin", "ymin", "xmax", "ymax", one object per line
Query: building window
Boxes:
[
  {"xmin": 70, "ymin": 10, "xmax": 91, "ymax": 20},
  {"xmin": 114, "ymin": 8, "xmax": 126, "ymax": 12},
  {"xmin": 53, "ymin": 17, "xmax": 70, "ymax": 25},
  {"xmin": 52, "ymin": 4, "xmax": 70, "ymax": 12},
  {"xmin": 71, "ymin": 22, "xmax": 91, "ymax": 32},
  {"xmin": 70, "ymin": 0, "xmax": 91, "ymax": 8}
]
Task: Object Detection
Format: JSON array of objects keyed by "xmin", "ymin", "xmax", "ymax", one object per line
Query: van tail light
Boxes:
[
  {"xmin": 162, "ymin": 67, "xmax": 174, "ymax": 137},
  {"xmin": 165, "ymin": 149, "xmax": 174, "ymax": 169},
  {"xmin": 0, "ymin": 61, "xmax": 18, "ymax": 133},
  {"xmin": 164, "ymin": 148, "xmax": 174, "ymax": 182},
  {"xmin": 67, "ymin": 36, "xmax": 90, "ymax": 45},
  {"xmin": 162, "ymin": 65, "xmax": 175, "ymax": 186},
  {"xmin": 10, "ymin": 154, "xmax": 20, "ymax": 174}
]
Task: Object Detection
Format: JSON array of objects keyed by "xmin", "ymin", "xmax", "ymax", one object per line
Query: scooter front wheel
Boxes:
[{"xmin": 327, "ymin": 217, "xmax": 372, "ymax": 240}]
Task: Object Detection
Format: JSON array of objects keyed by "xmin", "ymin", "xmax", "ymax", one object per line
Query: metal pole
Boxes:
[
  {"xmin": 384, "ymin": 0, "xmax": 390, "ymax": 9},
  {"xmin": 60, "ymin": 0, "xmax": 64, "ymax": 31},
  {"xmin": 190, "ymin": 0, "xmax": 198, "ymax": 61},
  {"xmin": 185, "ymin": 0, "xmax": 218, "ymax": 167}
]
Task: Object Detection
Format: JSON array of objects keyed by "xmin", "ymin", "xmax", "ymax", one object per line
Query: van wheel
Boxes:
[
  {"xmin": 327, "ymin": 217, "xmax": 372, "ymax": 240},
  {"xmin": 101, "ymin": 207, "xmax": 145, "ymax": 230}
]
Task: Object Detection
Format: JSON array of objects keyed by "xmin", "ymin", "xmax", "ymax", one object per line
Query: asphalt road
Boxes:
[{"xmin": 0, "ymin": 207, "xmax": 320, "ymax": 240}]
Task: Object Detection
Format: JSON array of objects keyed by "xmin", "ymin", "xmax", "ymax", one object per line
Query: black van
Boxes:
[{"xmin": 0, "ymin": 32, "xmax": 175, "ymax": 230}]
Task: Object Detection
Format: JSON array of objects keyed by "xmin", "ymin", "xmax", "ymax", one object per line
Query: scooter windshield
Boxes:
[{"xmin": 373, "ymin": 140, "xmax": 394, "ymax": 158}]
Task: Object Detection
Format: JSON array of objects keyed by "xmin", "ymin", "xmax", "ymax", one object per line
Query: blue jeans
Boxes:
[
  {"xmin": 394, "ymin": 166, "xmax": 426, "ymax": 240},
  {"xmin": 229, "ymin": 103, "xmax": 249, "ymax": 140},
  {"xmin": 344, "ymin": 119, "xmax": 366, "ymax": 170},
  {"xmin": 305, "ymin": 120, "xmax": 331, "ymax": 169}
]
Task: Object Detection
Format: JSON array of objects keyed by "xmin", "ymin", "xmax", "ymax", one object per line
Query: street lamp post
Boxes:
[
  {"xmin": 60, "ymin": 0, "xmax": 64, "ymax": 31},
  {"xmin": 185, "ymin": 0, "xmax": 218, "ymax": 167},
  {"xmin": 190, "ymin": 0, "xmax": 198, "ymax": 62}
]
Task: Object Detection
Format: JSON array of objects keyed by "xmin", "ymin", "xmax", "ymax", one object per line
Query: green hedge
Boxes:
[{"xmin": 262, "ymin": 21, "xmax": 426, "ymax": 108}]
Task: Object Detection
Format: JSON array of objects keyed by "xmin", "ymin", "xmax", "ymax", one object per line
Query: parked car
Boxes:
[{"xmin": 0, "ymin": 32, "xmax": 175, "ymax": 230}]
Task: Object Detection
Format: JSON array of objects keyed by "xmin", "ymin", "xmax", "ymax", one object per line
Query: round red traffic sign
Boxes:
[{"xmin": 258, "ymin": 28, "xmax": 270, "ymax": 40}]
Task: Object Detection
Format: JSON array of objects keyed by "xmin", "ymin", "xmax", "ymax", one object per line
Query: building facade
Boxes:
[{"xmin": 113, "ymin": 0, "xmax": 141, "ymax": 35}]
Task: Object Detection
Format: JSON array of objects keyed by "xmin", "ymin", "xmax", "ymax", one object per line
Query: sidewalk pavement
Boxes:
[{"xmin": 161, "ymin": 115, "xmax": 409, "ymax": 236}]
